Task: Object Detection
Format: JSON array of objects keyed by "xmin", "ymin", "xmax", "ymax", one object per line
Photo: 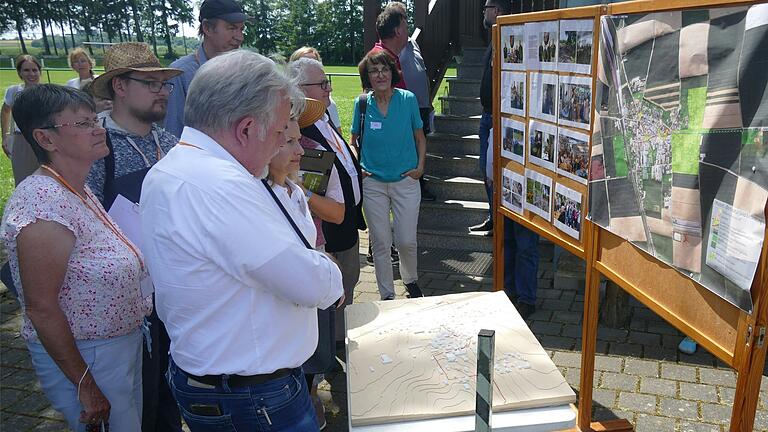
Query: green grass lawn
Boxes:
[{"xmin": 0, "ymin": 65, "xmax": 454, "ymax": 212}]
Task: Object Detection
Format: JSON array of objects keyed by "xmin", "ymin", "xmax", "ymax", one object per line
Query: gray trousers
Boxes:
[{"xmin": 330, "ymin": 239, "xmax": 361, "ymax": 341}]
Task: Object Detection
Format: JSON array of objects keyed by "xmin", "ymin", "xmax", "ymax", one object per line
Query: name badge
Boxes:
[{"xmin": 370, "ymin": 121, "xmax": 382, "ymax": 130}]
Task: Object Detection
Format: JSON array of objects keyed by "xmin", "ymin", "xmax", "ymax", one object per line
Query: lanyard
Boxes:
[
  {"xmin": 39, "ymin": 164, "xmax": 145, "ymax": 273},
  {"xmin": 125, "ymin": 130, "xmax": 165, "ymax": 168},
  {"xmin": 321, "ymin": 121, "xmax": 348, "ymax": 162}
]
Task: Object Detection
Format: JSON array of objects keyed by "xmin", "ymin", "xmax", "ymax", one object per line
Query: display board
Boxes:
[
  {"xmin": 344, "ymin": 292, "xmax": 576, "ymax": 427},
  {"xmin": 492, "ymin": 1, "xmax": 768, "ymax": 431},
  {"xmin": 590, "ymin": 4, "xmax": 768, "ymax": 313},
  {"xmin": 495, "ymin": 6, "xmax": 600, "ymax": 261}
]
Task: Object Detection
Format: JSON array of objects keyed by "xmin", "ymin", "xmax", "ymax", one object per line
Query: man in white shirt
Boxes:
[{"xmin": 140, "ymin": 50, "xmax": 343, "ymax": 431}]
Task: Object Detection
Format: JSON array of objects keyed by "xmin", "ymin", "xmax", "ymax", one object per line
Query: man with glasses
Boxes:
[
  {"xmin": 164, "ymin": 0, "xmax": 250, "ymax": 138},
  {"xmin": 88, "ymin": 42, "xmax": 185, "ymax": 432}
]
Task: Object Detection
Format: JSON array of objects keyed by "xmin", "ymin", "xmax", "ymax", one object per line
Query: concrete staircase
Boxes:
[{"xmin": 418, "ymin": 47, "xmax": 493, "ymax": 274}]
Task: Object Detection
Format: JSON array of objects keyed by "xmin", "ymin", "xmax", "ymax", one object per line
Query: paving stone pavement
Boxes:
[{"xmin": 2, "ymin": 236, "xmax": 768, "ymax": 431}]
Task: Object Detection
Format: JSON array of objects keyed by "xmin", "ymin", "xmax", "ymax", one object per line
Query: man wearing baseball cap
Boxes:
[{"xmin": 163, "ymin": 0, "xmax": 251, "ymax": 138}]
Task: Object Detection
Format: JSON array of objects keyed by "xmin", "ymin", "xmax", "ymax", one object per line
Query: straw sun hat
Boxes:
[
  {"xmin": 298, "ymin": 98, "xmax": 327, "ymax": 129},
  {"xmin": 91, "ymin": 42, "xmax": 183, "ymax": 99}
]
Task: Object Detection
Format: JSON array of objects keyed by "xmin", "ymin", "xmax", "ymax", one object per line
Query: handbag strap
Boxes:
[
  {"xmin": 357, "ymin": 93, "xmax": 368, "ymax": 149},
  {"xmin": 262, "ymin": 179, "xmax": 313, "ymax": 250}
]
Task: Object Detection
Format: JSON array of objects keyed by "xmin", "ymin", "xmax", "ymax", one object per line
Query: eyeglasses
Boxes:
[
  {"xmin": 301, "ymin": 79, "xmax": 332, "ymax": 91},
  {"xmin": 124, "ymin": 76, "xmax": 175, "ymax": 94},
  {"xmin": 368, "ymin": 68, "xmax": 391, "ymax": 77},
  {"xmin": 483, "ymin": 5, "xmax": 497, "ymax": 10},
  {"xmin": 41, "ymin": 118, "xmax": 102, "ymax": 130}
]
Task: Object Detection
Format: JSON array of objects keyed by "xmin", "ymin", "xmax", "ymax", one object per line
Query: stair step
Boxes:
[
  {"xmin": 419, "ymin": 198, "xmax": 489, "ymax": 227},
  {"xmin": 459, "ymin": 47, "xmax": 487, "ymax": 64},
  {"xmin": 440, "ymin": 95, "xmax": 483, "ymax": 116},
  {"xmin": 416, "ymin": 247, "xmax": 493, "ymax": 277},
  {"xmin": 425, "ymin": 152, "xmax": 481, "ymax": 178},
  {"xmin": 423, "ymin": 175, "xmax": 486, "ymax": 201},
  {"xmin": 418, "ymin": 227, "xmax": 493, "ymax": 252},
  {"xmin": 427, "ymin": 132, "xmax": 480, "ymax": 156},
  {"xmin": 456, "ymin": 63, "xmax": 484, "ymax": 79},
  {"xmin": 446, "ymin": 78, "xmax": 481, "ymax": 98},
  {"xmin": 433, "ymin": 114, "xmax": 481, "ymax": 136}
]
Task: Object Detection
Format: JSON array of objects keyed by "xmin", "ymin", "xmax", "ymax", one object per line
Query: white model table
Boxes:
[{"xmin": 345, "ymin": 291, "xmax": 577, "ymax": 430}]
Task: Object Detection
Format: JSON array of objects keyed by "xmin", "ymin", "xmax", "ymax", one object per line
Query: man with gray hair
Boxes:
[{"xmin": 140, "ymin": 50, "xmax": 343, "ymax": 430}]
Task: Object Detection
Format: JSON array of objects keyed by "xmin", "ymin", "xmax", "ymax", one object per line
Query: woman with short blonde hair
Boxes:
[{"xmin": 67, "ymin": 48, "xmax": 97, "ymax": 89}]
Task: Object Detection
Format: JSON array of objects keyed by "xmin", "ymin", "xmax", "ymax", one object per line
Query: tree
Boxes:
[
  {"xmin": 241, "ymin": 0, "xmax": 277, "ymax": 55},
  {"xmin": 127, "ymin": 0, "xmax": 144, "ymax": 42},
  {"xmin": 1, "ymin": 0, "xmax": 31, "ymax": 54},
  {"xmin": 272, "ymin": 0, "xmax": 319, "ymax": 57}
]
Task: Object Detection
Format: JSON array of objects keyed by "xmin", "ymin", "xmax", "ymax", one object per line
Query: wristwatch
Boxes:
[{"xmin": 304, "ymin": 189, "xmax": 313, "ymax": 200}]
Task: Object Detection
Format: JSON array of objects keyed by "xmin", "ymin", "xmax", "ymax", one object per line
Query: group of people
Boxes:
[{"xmin": 0, "ymin": 0, "xmax": 431, "ymax": 430}]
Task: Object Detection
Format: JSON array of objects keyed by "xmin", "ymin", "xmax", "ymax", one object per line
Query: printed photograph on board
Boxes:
[
  {"xmin": 557, "ymin": 127, "xmax": 590, "ymax": 184},
  {"xmin": 529, "ymin": 120, "xmax": 557, "ymax": 172},
  {"xmin": 502, "ymin": 168, "xmax": 525, "ymax": 214},
  {"xmin": 501, "ymin": 71, "xmax": 527, "ymax": 117},
  {"xmin": 501, "ymin": 25, "xmax": 525, "ymax": 70},
  {"xmin": 501, "ymin": 117, "xmax": 526, "ymax": 164},
  {"xmin": 554, "ymin": 182, "xmax": 583, "ymax": 240},
  {"xmin": 559, "ymin": 75, "xmax": 592, "ymax": 130},
  {"xmin": 525, "ymin": 168, "xmax": 553, "ymax": 220},
  {"xmin": 530, "ymin": 72, "xmax": 559, "ymax": 123},
  {"xmin": 558, "ymin": 19, "xmax": 593, "ymax": 74},
  {"xmin": 525, "ymin": 21, "xmax": 559, "ymax": 71}
]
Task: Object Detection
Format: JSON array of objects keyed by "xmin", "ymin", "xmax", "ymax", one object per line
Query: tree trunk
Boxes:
[
  {"xmin": 160, "ymin": 6, "xmax": 174, "ymax": 57},
  {"xmin": 149, "ymin": 12, "xmax": 158, "ymax": 57},
  {"xmin": 129, "ymin": 0, "xmax": 144, "ymax": 42},
  {"xmin": 126, "ymin": 17, "xmax": 132, "ymax": 40},
  {"xmin": 59, "ymin": 20, "xmax": 69, "ymax": 54},
  {"xmin": 48, "ymin": 19, "xmax": 59, "ymax": 56},
  {"xmin": 67, "ymin": 11, "xmax": 76, "ymax": 48},
  {"xmin": 39, "ymin": 18, "xmax": 52, "ymax": 55},
  {"xmin": 16, "ymin": 21, "xmax": 28, "ymax": 54},
  {"xmin": 349, "ymin": 0, "xmax": 355, "ymax": 64},
  {"xmin": 84, "ymin": 25, "xmax": 94, "ymax": 56}
]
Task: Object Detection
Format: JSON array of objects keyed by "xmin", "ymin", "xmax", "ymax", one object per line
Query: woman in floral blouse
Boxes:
[{"xmin": 1, "ymin": 84, "xmax": 149, "ymax": 431}]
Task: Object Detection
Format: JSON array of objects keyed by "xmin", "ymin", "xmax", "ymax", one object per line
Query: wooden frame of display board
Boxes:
[{"xmin": 491, "ymin": 1, "xmax": 768, "ymax": 430}]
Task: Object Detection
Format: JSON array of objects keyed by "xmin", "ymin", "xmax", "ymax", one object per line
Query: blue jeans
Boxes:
[
  {"xmin": 504, "ymin": 218, "xmax": 540, "ymax": 305},
  {"xmin": 167, "ymin": 360, "xmax": 317, "ymax": 431},
  {"xmin": 478, "ymin": 112, "xmax": 493, "ymax": 220}
]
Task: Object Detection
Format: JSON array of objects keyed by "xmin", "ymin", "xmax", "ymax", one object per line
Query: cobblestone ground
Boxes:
[{"xmin": 2, "ymin": 236, "xmax": 768, "ymax": 431}]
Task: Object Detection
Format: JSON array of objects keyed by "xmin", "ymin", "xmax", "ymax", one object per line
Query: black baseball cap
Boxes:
[{"xmin": 199, "ymin": 0, "xmax": 252, "ymax": 23}]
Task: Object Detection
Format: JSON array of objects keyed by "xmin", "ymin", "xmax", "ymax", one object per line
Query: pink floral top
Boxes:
[{"xmin": 1, "ymin": 175, "xmax": 150, "ymax": 342}]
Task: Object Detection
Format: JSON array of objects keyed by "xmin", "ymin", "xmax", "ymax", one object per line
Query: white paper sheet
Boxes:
[
  {"xmin": 524, "ymin": 169, "xmax": 553, "ymax": 221},
  {"xmin": 502, "ymin": 169, "xmax": 525, "ymax": 215},
  {"xmin": 501, "ymin": 118, "xmax": 526, "ymax": 164},
  {"xmin": 108, "ymin": 194, "xmax": 153, "ymax": 297},
  {"xmin": 705, "ymin": 199, "xmax": 765, "ymax": 291},
  {"xmin": 553, "ymin": 183, "xmax": 583, "ymax": 240}
]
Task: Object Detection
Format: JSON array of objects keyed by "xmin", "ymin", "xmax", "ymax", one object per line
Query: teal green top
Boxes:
[{"xmin": 351, "ymin": 88, "xmax": 423, "ymax": 182}]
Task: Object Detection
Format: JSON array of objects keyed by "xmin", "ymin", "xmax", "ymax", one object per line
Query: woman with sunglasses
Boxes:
[
  {"xmin": 1, "ymin": 54, "xmax": 43, "ymax": 184},
  {"xmin": 351, "ymin": 50, "xmax": 426, "ymax": 301},
  {"xmin": 1, "ymin": 84, "xmax": 150, "ymax": 431}
]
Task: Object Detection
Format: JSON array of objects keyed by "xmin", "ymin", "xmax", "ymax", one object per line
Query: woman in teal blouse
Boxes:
[{"xmin": 351, "ymin": 51, "xmax": 427, "ymax": 300}]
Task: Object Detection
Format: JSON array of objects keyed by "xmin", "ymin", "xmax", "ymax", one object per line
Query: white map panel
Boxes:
[{"xmin": 345, "ymin": 291, "xmax": 576, "ymax": 426}]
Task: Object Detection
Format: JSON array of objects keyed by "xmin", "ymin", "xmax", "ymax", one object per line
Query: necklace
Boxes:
[{"xmin": 39, "ymin": 164, "xmax": 145, "ymax": 272}]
